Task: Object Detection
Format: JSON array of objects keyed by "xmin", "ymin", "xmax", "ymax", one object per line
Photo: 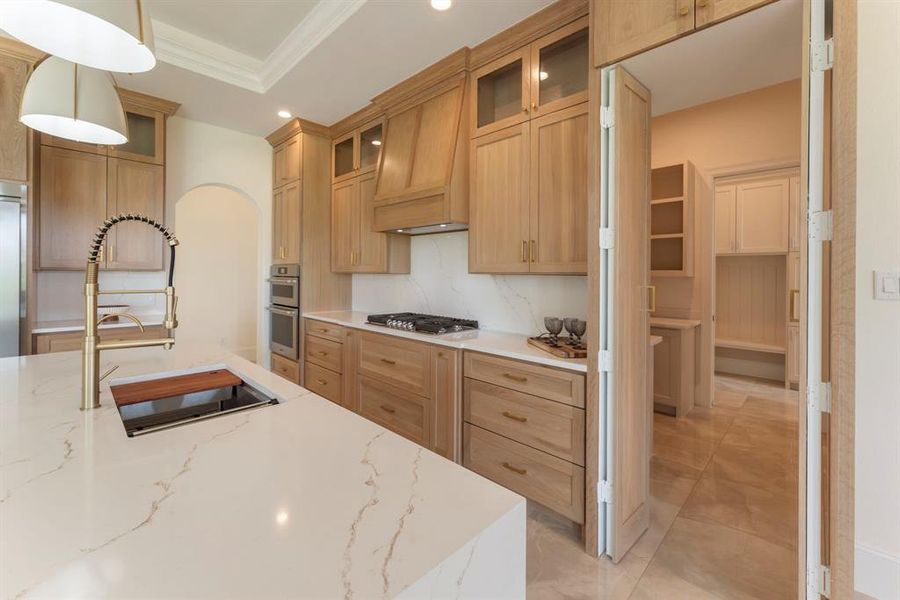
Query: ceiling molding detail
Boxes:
[
  {"xmin": 152, "ymin": 20, "xmax": 264, "ymax": 92},
  {"xmin": 259, "ymin": 0, "xmax": 367, "ymax": 90},
  {"xmin": 150, "ymin": 0, "xmax": 366, "ymax": 94}
]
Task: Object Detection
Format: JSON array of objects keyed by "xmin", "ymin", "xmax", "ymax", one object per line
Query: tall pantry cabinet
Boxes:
[{"xmin": 469, "ymin": 17, "xmax": 590, "ymax": 275}]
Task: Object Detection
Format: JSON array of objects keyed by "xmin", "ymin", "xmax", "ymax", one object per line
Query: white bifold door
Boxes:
[{"xmin": 597, "ymin": 65, "xmax": 652, "ymax": 562}]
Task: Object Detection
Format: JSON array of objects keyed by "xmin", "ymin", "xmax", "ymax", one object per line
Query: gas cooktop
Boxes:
[{"xmin": 366, "ymin": 312, "xmax": 478, "ymax": 335}]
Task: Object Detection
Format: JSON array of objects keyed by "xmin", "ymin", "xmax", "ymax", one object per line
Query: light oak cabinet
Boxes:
[
  {"xmin": 106, "ymin": 159, "xmax": 165, "ymax": 270},
  {"xmin": 716, "ymin": 170, "xmax": 795, "ymax": 256},
  {"xmin": 786, "ymin": 324, "xmax": 799, "ymax": 386},
  {"xmin": 332, "ymin": 119, "xmax": 383, "ymax": 183},
  {"xmin": 789, "ymin": 174, "xmax": 801, "ymax": 251},
  {"xmin": 273, "ymin": 180, "xmax": 301, "ymax": 264},
  {"xmin": 471, "ymin": 18, "xmax": 588, "ymax": 139},
  {"xmin": 470, "ymin": 103, "xmax": 588, "ymax": 274},
  {"xmin": 650, "ymin": 320, "xmax": 698, "ymax": 417},
  {"xmin": 592, "ymin": 0, "xmax": 772, "ymax": 67},
  {"xmin": 37, "ymin": 147, "xmax": 108, "ymax": 270},
  {"xmin": 0, "ymin": 53, "xmax": 29, "ymax": 182},
  {"xmin": 273, "ymin": 135, "xmax": 301, "ymax": 188},
  {"xmin": 330, "ymin": 171, "xmax": 410, "ymax": 273},
  {"xmin": 651, "ymin": 162, "xmax": 695, "ymax": 277},
  {"xmin": 462, "ymin": 351, "xmax": 586, "ymax": 523},
  {"xmin": 35, "ymin": 90, "xmax": 178, "ymax": 271},
  {"xmin": 34, "ymin": 326, "xmax": 166, "ymax": 354}
]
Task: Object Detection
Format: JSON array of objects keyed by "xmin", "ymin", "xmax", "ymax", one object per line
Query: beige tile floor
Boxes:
[{"xmin": 527, "ymin": 374, "xmax": 799, "ymax": 600}]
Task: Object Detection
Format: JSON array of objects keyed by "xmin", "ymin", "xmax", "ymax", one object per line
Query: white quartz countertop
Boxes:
[
  {"xmin": 32, "ymin": 314, "xmax": 166, "ymax": 334},
  {"xmin": 0, "ymin": 344, "xmax": 524, "ymax": 599},
  {"xmin": 303, "ymin": 311, "xmax": 588, "ymax": 373}
]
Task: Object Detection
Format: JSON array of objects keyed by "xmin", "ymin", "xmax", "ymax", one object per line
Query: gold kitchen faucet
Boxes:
[{"xmin": 81, "ymin": 214, "xmax": 179, "ymax": 410}]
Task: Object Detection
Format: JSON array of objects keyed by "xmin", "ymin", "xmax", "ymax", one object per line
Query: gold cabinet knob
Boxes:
[
  {"xmin": 678, "ymin": 5, "xmax": 690, "ymax": 16},
  {"xmin": 697, "ymin": 0, "xmax": 708, "ymax": 6}
]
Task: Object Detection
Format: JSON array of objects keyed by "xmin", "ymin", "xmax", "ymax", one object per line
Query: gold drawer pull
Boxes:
[
  {"xmin": 502, "ymin": 411, "xmax": 528, "ymax": 423},
  {"xmin": 678, "ymin": 5, "xmax": 690, "ymax": 16},
  {"xmin": 316, "ymin": 351, "xmax": 329, "ymax": 357},
  {"xmin": 380, "ymin": 404, "xmax": 396, "ymax": 414},
  {"xmin": 317, "ymin": 328, "xmax": 329, "ymax": 333},
  {"xmin": 502, "ymin": 462, "xmax": 527, "ymax": 475},
  {"xmin": 502, "ymin": 373, "xmax": 528, "ymax": 383},
  {"xmin": 380, "ymin": 358, "xmax": 396, "ymax": 365},
  {"xmin": 316, "ymin": 379, "xmax": 327, "ymax": 386}
]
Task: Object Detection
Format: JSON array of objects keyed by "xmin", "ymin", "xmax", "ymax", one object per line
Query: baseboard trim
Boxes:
[{"xmin": 855, "ymin": 542, "xmax": 900, "ymax": 600}]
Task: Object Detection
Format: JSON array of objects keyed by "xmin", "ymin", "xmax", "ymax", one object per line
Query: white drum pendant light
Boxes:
[
  {"xmin": 20, "ymin": 57, "xmax": 128, "ymax": 145},
  {"xmin": 0, "ymin": 0, "xmax": 155, "ymax": 73}
]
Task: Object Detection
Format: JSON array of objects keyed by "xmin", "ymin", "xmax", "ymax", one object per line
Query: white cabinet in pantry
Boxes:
[{"xmin": 715, "ymin": 169, "xmax": 798, "ymax": 256}]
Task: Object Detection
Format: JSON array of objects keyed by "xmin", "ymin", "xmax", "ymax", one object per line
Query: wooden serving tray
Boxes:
[
  {"xmin": 111, "ymin": 369, "xmax": 242, "ymax": 407},
  {"xmin": 527, "ymin": 336, "xmax": 587, "ymax": 359}
]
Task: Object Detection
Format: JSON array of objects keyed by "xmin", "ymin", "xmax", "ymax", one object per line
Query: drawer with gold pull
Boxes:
[
  {"xmin": 463, "ymin": 423, "xmax": 584, "ymax": 523},
  {"xmin": 271, "ymin": 354, "xmax": 300, "ymax": 383},
  {"xmin": 357, "ymin": 375, "xmax": 429, "ymax": 447},
  {"xmin": 464, "ymin": 378, "xmax": 585, "ymax": 465},
  {"xmin": 358, "ymin": 331, "xmax": 430, "ymax": 397},
  {"xmin": 463, "ymin": 352, "xmax": 585, "ymax": 408},
  {"xmin": 304, "ymin": 319, "xmax": 345, "ymax": 343},
  {"xmin": 305, "ymin": 362, "xmax": 342, "ymax": 405},
  {"xmin": 305, "ymin": 334, "xmax": 343, "ymax": 373}
]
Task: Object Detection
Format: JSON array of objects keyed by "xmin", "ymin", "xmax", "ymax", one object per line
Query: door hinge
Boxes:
[
  {"xmin": 807, "ymin": 381, "xmax": 832, "ymax": 414},
  {"xmin": 599, "ymin": 227, "xmax": 615, "ymax": 249},
  {"xmin": 811, "ymin": 39, "xmax": 834, "ymax": 72},
  {"xmin": 809, "ymin": 210, "xmax": 833, "ymax": 242},
  {"xmin": 598, "ymin": 350, "xmax": 612, "ymax": 372},
  {"xmin": 598, "ymin": 480, "xmax": 614, "ymax": 503},
  {"xmin": 601, "ymin": 106, "xmax": 615, "ymax": 129}
]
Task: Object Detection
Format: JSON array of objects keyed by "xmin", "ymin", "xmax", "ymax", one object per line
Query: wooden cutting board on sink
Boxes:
[{"xmin": 111, "ymin": 369, "xmax": 242, "ymax": 407}]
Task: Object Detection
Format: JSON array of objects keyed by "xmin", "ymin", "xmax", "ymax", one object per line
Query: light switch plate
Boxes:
[{"xmin": 874, "ymin": 270, "xmax": 900, "ymax": 300}]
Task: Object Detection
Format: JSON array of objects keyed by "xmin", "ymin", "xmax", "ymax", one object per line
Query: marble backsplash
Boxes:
[
  {"xmin": 36, "ymin": 270, "xmax": 168, "ymax": 321},
  {"xmin": 352, "ymin": 232, "xmax": 588, "ymax": 336}
]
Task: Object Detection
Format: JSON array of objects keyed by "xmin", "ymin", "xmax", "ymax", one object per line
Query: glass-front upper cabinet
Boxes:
[
  {"xmin": 332, "ymin": 117, "xmax": 384, "ymax": 181},
  {"xmin": 472, "ymin": 47, "xmax": 530, "ymax": 138},
  {"xmin": 471, "ymin": 17, "xmax": 588, "ymax": 138},
  {"xmin": 531, "ymin": 19, "xmax": 589, "ymax": 116},
  {"xmin": 358, "ymin": 121, "xmax": 383, "ymax": 173},
  {"xmin": 333, "ymin": 134, "xmax": 355, "ymax": 182},
  {"xmin": 108, "ymin": 105, "xmax": 165, "ymax": 165}
]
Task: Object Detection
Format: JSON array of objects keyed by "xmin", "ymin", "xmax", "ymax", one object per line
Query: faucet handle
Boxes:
[{"xmin": 97, "ymin": 312, "xmax": 145, "ymax": 332}]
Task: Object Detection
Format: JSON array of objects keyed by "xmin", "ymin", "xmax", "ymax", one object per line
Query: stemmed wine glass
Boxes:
[
  {"xmin": 564, "ymin": 317, "xmax": 587, "ymax": 348},
  {"xmin": 544, "ymin": 317, "xmax": 563, "ymax": 345}
]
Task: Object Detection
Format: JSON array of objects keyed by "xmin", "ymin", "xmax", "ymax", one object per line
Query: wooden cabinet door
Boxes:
[
  {"xmin": 38, "ymin": 147, "xmax": 107, "ymax": 269},
  {"xmin": 283, "ymin": 135, "xmax": 301, "ymax": 184},
  {"xmin": 376, "ymin": 106, "xmax": 418, "ymax": 198},
  {"xmin": 431, "ymin": 346, "xmax": 460, "ymax": 461},
  {"xmin": 106, "ymin": 159, "xmax": 164, "ymax": 270},
  {"xmin": 529, "ymin": 103, "xmax": 588, "ymax": 274},
  {"xmin": 332, "ymin": 132, "xmax": 356, "ymax": 183},
  {"xmin": 0, "ymin": 54, "xmax": 28, "ymax": 182},
  {"xmin": 358, "ymin": 121, "xmax": 383, "ymax": 175},
  {"xmin": 789, "ymin": 174, "xmax": 801, "ymax": 251},
  {"xmin": 786, "ymin": 324, "xmax": 799, "ymax": 384},
  {"xmin": 330, "ymin": 178, "xmax": 356, "ymax": 272},
  {"xmin": 107, "ymin": 106, "xmax": 165, "ymax": 165},
  {"xmin": 39, "ymin": 132, "xmax": 108, "ymax": 156},
  {"xmin": 593, "ymin": 0, "xmax": 695, "ymax": 68},
  {"xmin": 273, "ymin": 181, "xmax": 301, "ymax": 263},
  {"xmin": 714, "ymin": 184, "xmax": 736, "ymax": 254},
  {"xmin": 469, "ymin": 123, "xmax": 530, "ymax": 273},
  {"xmin": 735, "ymin": 177, "xmax": 789, "ymax": 254},
  {"xmin": 529, "ymin": 18, "xmax": 589, "ymax": 118},
  {"xmin": 273, "ymin": 143, "xmax": 286, "ymax": 188},
  {"xmin": 695, "ymin": 0, "xmax": 771, "ymax": 28},
  {"xmin": 355, "ymin": 171, "xmax": 389, "ymax": 273},
  {"xmin": 471, "ymin": 47, "xmax": 530, "ymax": 138}
]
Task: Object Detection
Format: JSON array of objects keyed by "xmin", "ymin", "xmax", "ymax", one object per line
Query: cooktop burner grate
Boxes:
[{"xmin": 366, "ymin": 312, "xmax": 478, "ymax": 335}]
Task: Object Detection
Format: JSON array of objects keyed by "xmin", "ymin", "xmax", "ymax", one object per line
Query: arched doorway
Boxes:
[{"xmin": 174, "ymin": 185, "xmax": 259, "ymax": 360}]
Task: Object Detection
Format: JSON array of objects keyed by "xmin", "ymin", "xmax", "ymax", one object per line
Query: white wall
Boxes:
[
  {"xmin": 174, "ymin": 186, "xmax": 258, "ymax": 360},
  {"xmin": 352, "ymin": 232, "xmax": 587, "ymax": 336},
  {"xmin": 855, "ymin": 2, "xmax": 900, "ymax": 598},
  {"xmin": 165, "ymin": 116, "xmax": 272, "ymax": 364}
]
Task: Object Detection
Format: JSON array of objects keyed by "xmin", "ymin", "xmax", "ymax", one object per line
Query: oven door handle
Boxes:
[
  {"xmin": 268, "ymin": 277, "xmax": 298, "ymax": 285},
  {"xmin": 266, "ymin": 306, "xmax": 298, "ymax": 317}
]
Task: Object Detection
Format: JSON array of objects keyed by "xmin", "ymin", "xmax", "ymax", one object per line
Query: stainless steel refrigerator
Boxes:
[{"xmin": 0, "ymin": 181, "xmax": 26, "ymax": 358}]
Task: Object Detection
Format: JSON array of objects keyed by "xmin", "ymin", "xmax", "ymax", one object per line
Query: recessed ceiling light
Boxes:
[
  {"xmin": 539, "ymin": 71, "xmax": 549, "ymax": 81},
  {"xmin": 277, "ymin": 110, "xmax": 292, "ymax": 119},
  {"xmin": 371, "ymin": 139, "xmax": 382, "ymax": 146},
  {"xmin": 397, "ymin": 229, "xmax": 404, "ymax": 233},
  {"xmin": 430, "ymin": 0, "xmax": 452, "ymax": 11},
  {"xmin": 439, "ymin": 224, "xmax": 448, "ymax": 228}
]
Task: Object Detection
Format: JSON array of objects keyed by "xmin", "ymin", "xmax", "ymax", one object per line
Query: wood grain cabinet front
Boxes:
[
  {"xmin": 271, "ymin": 354, "xmax": 300, "ymax": 383},
  {"xmin": 34, "ymin": 326, "xmax": 167, "ymax": 355},
  {"xmin": 0, "ymin": 53, "xmax": 29, "ymax": 182},
  {"xmin": 305, "ymin": 361, "xmax": 342, "ymax": 404},
  {"xmin": 464, "ymin": 423, "xmax": 585, "ymax": 523},
  {"xmin": 358, "ymin": 375, "xmax": 430, "ymax": 447},
  {"xmin": 106, "ymin": 159, "xmax": 165, "ymax": 270},
  {"xmin": 357, "ymin": 331, "xmax": 430, "ymax": 397},
  {"xmin": 305, "ymin": 334, "xmax": 343, "ymax": 373},
  {"xmin": 464, "ymin": 352, "xmax": 585, "ymax": 408}
]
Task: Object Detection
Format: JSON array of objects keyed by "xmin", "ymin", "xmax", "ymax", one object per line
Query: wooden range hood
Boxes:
[{"xmin": 370, "ymin": 49, "xmax": 469, "ymax": 235}]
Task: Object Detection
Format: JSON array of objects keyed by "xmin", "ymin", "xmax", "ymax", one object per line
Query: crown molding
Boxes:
[
  {"xmin": 152, "ymin": 20, "xmax": 265, "ymax": 93},
  {"xmin": 258, "ymin": 0, "xmax": 367, "ymax": 90},
  {"xmin": 150, "ymin": 0, "xmax": 366, "ymax": 95}
]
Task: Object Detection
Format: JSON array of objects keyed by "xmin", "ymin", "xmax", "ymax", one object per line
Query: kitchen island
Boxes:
[{"xmin": 0, "ymin": 344, "xmax": 525, "ymax": 599}]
